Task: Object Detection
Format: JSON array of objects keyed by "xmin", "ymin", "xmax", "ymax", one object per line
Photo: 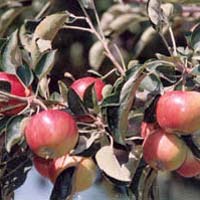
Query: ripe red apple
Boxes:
[
  {"xmin": 49, "ymin": 155, "xmax": 96, "ymax": 192},
  {"xmin": 33, "ymin": 155, "xmax": 53, "ymax": 178},
  {"xmin": 70, "ymin": 77, "xmax": 105, "ymax": 101},
  {"xmin": 156, "ymin": 91, "xmax": 200, "ymax": 135},
  {"xmin": 176, "ymin": 149, "xmax": 200, "ymax": 178},
  {"xmin": 143, "ymin": 129, "xmax": 188, "ymax": 171},
  {"xmin": 0, "ymin": 72, "xmax": 30, "ymax": 116},
  {"xmin": 25, "ymin": 110, "xmax": 78, "ymax": 159},
  {"xmin": 140, "ymin": 121, "xmax": 159, "ymax": 139}
]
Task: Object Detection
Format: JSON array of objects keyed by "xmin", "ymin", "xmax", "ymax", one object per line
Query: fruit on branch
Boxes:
[
  {"xmin": 25, "ymin": 110, "xmax": 78, "ymax": 159},
  {"xmin": 140, "ymin": 121, "xmax": 159, "ymax": 139},
  {"xmin": 143, "ymin": 129, "xmax": 188, "ymax": 171},
  {"xmin": 156, "ymin": 91, "xmax": 200, "ymax": 135},
  {"xmin": 176, "ymin": 149, "xmax": 200, "ymax": 178},
  {"xmin": 49, "ymin": 155, "xmax": 96, "ymax": 192},
  {"xmin": 0, "ymin": 72, "xmax": 30, "ymax": 116},
  {"xmin": 33, "ymin": 155, "xmax": 53, "ymax": 178},
  {"xmin": 70, "ymin": 77, "xmax": 105, "ymax": 101}
]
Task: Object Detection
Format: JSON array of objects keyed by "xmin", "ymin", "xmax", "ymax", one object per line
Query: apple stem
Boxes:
[{"xmin": 0, "ymin": 91, "xmax": 48, "ymax": 111}]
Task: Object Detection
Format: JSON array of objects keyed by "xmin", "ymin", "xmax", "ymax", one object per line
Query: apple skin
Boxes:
[
  {"xmin": 156, "ymin": 91, "xmax": 200, "ymax": 135},
  {"xmin": 70, "ymin": 77, "xmax": 105, "ymax": 101},
  {"xmin": 25, "ymin": 110, "xmax": 78, "ymax": 159},
  {"xmin": 33, "ymin": 155, "xmax": 53, "ymax": 178},
  {"xmin": 176, "ymin": 149, "xmax": 200, "ymax": 178},
  {"xmin": 49, "ymin": 155, "xmax": 96, "ymax": 192},
  {"xmin": 140, "ymin": 121, "xmax": 159, "ymax": 139},
  {"xmin": 143, "ymin": 129, "xmax": 188, "ymax": 171},
  {"xmin": 0, "ymin": 72, "xmax": 30, "ymax": 116}
]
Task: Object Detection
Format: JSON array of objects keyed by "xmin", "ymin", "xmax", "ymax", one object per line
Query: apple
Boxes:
[
  {"xmin": 70, "ymin": 77, "xmax": 105, "ymax": 101},
  {"xmin": 140, "ymin": 121, "xmax": 159, "ymax": 139},
  {"xmin": 49, "ymin": 155, "xmax": 96, "ymax": 192},
  {"xmin": 143, "ymin": 129, "xmax": 188, "ymax": 171},
  {"xmin": 33, "ymin": 155, "xmax": 53, "ymax": 178},
  {"xmin": 0, "ymin": 72, "xmax": 30, "ymax": 116},
  {"xmin": 25, "ymin": 110, "xmax": 78, "ymax": 159},
  {"xmin": 176, "ymin": 149, "xmax": 200, "ymax": 178},
  {"xmin": 156, "ymin": 91, "xmax": 200, "ymax": 134}
]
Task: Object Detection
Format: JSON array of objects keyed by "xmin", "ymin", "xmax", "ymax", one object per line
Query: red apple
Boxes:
[
  {"xmin": 140, "ymin": 121, "xmax": 159, "ymax": 139},
  {"xmin": 49, "ymin": 155, "xmax": 96, "ymax": 192},
  {"xmin": 33, "ymin": 155, "xmax": 53, "ymax": 178},
  {"xmin": 176, "ymin": 149, "xmax": 200, "ymax": 178},
  {"xmin": 143, "ymin": 129, "xmax": 188, "ymax": 171},
  {"xmin": 25, "ymin": 110, "xmax": 78, "ymax": 159},
  {"xmin": 70, "ymin": 77, "xmax": 105, "ymax": 101},
  {"xmin": 0, "ymin": 72, "xmax": 30, "ymax": 116},
  {"xmin": 156, "ymin": 91, "xmax": 200, "ymax": 135}
]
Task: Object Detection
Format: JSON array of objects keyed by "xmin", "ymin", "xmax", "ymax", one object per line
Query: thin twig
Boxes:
[
  {"xmin": 101, "ymin": 68, "xmax": 117, "ymax": 80},
  {"xmin": 91, "ymin": 1, "xmax": 106, "ymax": 40},
  {"xmin": 159, "ymin": 32, "xmax": 172, "ymax": 56},
  {"xmin": 63, "ymin": 25, "xmax": 94, "ymax": 33},
  {"xmin": 35, "ymin": 1, "xmax": 51, "ymax": 19},
  {"xmin": 114, "ymin": 44, "xmax": 127, "ymax": 71},
  {"xmin": 168, "ymin": 26, "xmax": 177, "ymax": 56},
  {"xmin": 77, "ymin": 0, "xmax": 125, "ymax": 76}
]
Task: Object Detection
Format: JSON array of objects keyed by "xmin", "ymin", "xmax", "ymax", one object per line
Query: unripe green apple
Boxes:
[
  {"xmin": 49, "ymin": 155, "xmax": 96, "ymax": 192},
  {"xmin": 143, "ymin": 129, "xmax": 188, "ymax": 171},
  {"xmin": 0, "ymin": 72, "xmax": 30, "ymax": 116},
  {"xmin": 156, "ymin": 91, "xmax": 200, "ymax": 135},
  {"xmin": 70, "ymin": 77, "xmax": 105, "ymax": 101},
  {"xmin": 25, "ymin": 110, "xmax": 78, "ymax": 159},
  {"xmin": 176, "ymin": 149, "xmax": 200, "ymax": 178}
]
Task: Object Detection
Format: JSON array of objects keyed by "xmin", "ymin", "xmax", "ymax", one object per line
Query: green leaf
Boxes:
[
  {"xmin": 0, "ymin": 7, "xmax": 27, "ymax": 37},
  {"xmin": 0, "ymin": 117, "xmax": 10, "ymax": 135},
  {"xmin": 79, "ymin": 0, "xmax": 94, "ymax": 9},
  {"xmin": 191, "ymin": 65, "xmax": 200, "ymax": 76},
  {"xmin": 117, "ymin": 67, "xmax": 146, "ymax": 144},
  {"xmin": 5, "ymin": 115, "xmax": 25, "ymax": 152},
  {"xmin": 102, "ymin": 78, "xmax": 124, "ymax": 108},
  {"xmin": 95, "ymin": 146, "xmax": 131, "ymax": 183},
  {"xmin": 67, "ymin": 88, "xmax": 88, "ymax": 115},
  {"xmin": 0, "ymin": 38, "xmax": 7, "ymax": 50},
  {"xmin": 34, "ymin": 50, "xmax": 57, "ymax": 80},
  {"xmin": 31, "ymin": 12, "xmax": 69, "ymax": 66},
  {"xmin": 0, "ymin": 81, "xmax": 11, "ymax": 93},
  {"xmin": 50, "ymin": 167, "xmax": 75, "ymax": 200},
  {"xmin": 191, "ymin": 23, "xmax": 200, "ymax": 49},
  {"xmin": 58, "ymin": 80, "xmax": 68, "ymax": 102},
  {"xmin": 1, "ymin": 153, "xmax": 32, "ymax": 195},
  {"xmin": 140, "ymin": 74, "xmax": 162, "ymax": 92},
  {"xmin": 1, "ymin": 30, "xmax": 22, "ymax": 74},
  {"xmin": 83, "ymin": 83, "xmax": 98, "ymax": 111},
  {"xmin": 17, "ymin": 62, "xmax": 34, "ymax": 86},
  {"xmin": 147, "ymin": 0, "xmax": 168, "ymax": 31},
  {"xmin": 89, "ymin": 40, "xmax": 107, "ymax": 70}
]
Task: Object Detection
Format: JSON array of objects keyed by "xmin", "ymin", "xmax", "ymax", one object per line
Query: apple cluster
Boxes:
[
  {"xmin": 23, "ymin": 76, "xmax": 103, "ymax": 193},
  {"xmin": 0, "ymin": 73, "xmax": 104, "ymax": 193},
  {"xmin": 141, "ymin": 91, "xmax": 200, "ymax": 178}
]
